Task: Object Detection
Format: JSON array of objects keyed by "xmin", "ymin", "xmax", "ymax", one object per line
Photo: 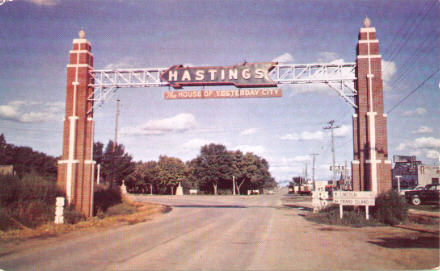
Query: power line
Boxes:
[
  {"xmin": 389, "ymin": 33, "xmax": 437, "ymax": 88},
  {"xmin": 383, "ymin": 0, "xmax": 435, "ymax": 74},
  {"xmin": 387, "ymin": 68, "xmax": 440, "ymax": 114}
]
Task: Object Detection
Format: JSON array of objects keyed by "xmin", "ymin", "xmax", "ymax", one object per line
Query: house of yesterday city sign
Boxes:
[{"xmin": 160, "ymin": 62, "xmax": 277, "ymax": 89}]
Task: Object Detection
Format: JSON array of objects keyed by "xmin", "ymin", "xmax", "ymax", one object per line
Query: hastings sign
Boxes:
[{"xmin": 160, "ymin": 62, "xmax": 277, "ymax": 89}]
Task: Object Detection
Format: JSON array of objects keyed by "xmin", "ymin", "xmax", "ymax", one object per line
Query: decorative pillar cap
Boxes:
[
  {"xmin": 79, "ymin": 29, "xmax": 86, "ymax": 39},
  {"xmin": 363, "ymin": 16, "xmax": 371, "ymax": 28}
]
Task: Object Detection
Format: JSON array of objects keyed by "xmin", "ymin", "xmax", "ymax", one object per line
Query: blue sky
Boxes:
[{"xmin": 0, "ymin": 0, "xmax": 439, "ymax": 184}]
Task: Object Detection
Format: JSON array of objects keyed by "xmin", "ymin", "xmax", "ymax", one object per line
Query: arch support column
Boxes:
[
  {"xmin": 57, "ymin": 30, "xmax": 95, "ymax": 217},
  {"xmin": 352, "ymin": 19, "xmax": 392, "ymax": 194}
]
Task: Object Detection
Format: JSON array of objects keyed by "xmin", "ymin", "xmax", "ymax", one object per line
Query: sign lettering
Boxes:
[
  {"xmin": 164, "ymin": 89, "xmax": 282, "ymax": 100},
  {"xmin": 333, "ymin": 191, "xmax": 375, "ymax": 206},
  {"xmin": 160, "ymin": 62, "xmax": 277, "ymax": 89}
]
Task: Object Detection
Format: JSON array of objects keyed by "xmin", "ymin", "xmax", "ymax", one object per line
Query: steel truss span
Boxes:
[{"xmin": 88, "ymin": 63, "xmax": 357, "ymax": 113}]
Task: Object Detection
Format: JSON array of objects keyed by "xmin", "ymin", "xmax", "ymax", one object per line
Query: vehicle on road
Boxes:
[
  {"xmin": 404, "ymin": 184, "xmax": 440, "ymax": 205},
  {"xmin": 398, "ymin": 185, "xmax": 424, "ymax": 196}
]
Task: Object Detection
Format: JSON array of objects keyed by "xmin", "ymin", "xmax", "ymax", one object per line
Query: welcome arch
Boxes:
[{"xmin": 57, "ymin": 18, "xmax": 391, "ymax": 216}]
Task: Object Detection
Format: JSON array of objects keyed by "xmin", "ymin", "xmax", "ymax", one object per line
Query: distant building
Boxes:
[
  {"xmin": 392, "ymin": 155, "xmax": 440, "ymax": 188},
  {"xmin": 418, "ymin": 165, "xmax": 440, "ymax": 186},
  {"xmin": 0, "ymin": 165, "xmax": 15, "ymax": 176}
]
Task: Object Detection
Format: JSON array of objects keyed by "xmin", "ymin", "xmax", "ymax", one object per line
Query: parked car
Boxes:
[
  {"xmin": 398, "ymin": 186, "xmax": 424, "ymax": 196},
  {"xmin": 404, "ymin": 184, "xmax": 440, "ymax": 205}
]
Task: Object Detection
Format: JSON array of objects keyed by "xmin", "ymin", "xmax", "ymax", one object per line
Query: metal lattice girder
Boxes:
[
  {"xmin": 270, "ymin": 63, "xmax": 356, "ymax": 84},
  {"xmin": 270, "ymin": 63, "xmax": 357, "ymax": 108},
  {"xmin": 87, "ymin": 63, "xmax": 357, "ymax": 113}
]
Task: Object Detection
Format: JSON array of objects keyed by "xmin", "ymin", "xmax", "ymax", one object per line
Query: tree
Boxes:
[
  {"xmin": 190, "ymin": 144, "xmax": 234, "ymax": 195},
  {"xmin": 126, "ymin": 160, "xmax": 160, "ymax": 194},
  {"xmin": 0, "ymin": 134, "xmax": 57, "ymax": 178},
  {"xmin": 99, "ymin": 140, "xmax": 135, "ymax": 188},
  {"xmin": 233, "ymin": 152, "xmax": 273, "ymax": 194},
  {"xmin": 157, "ymin": 156, "xmax": 185, "ymax": 195}
]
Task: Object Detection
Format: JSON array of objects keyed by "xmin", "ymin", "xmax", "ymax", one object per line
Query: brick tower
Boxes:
[
  {"xmin": 352, "ymin": 17, "xmax": 392, "ymax": 194},
  {"xmin": 57, "ymin": 30, "xmax": 95, "ymax": 217}
]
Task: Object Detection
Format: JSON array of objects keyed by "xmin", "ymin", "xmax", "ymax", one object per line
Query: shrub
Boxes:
[
  {"xmin": 0, "ymin": 174, "xmax": 58, "ymax": 230},
  {"xmin": 308, "ymin": 204, "xmax": 378, "ymax": 226},
  {"xmin": 93, "ymin": 186, "xmax": 122, "ymax": 216},
  {"xmin": 64, "ymin": 205, "xmax": 85, "ymax": 224},
  {"xmin": 371, "ymin": 190, "xmax": 408, "ymax": 225},
  {"xmin": 105, "ymin": 203, "xmax": 136, "ymax": 217}
]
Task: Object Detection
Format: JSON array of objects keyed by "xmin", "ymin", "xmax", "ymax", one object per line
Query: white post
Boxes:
[
  {"xmin": 396, "ymin": 175, "xmax": 402, "ymax": 195},
  {"xmin": 54, "ymin": 197, "xmax": 65, "ymax": 224},
  {"xmin": 339, "ymin": 204, "xmax": 343, "ymax": 219},
  {"xmin": 97, "ymin": 164, "xmax": 101, "ymax": 184},
  {"xmin": 366, "ymin": 205, "xmax": 369, "ymax": 220}
]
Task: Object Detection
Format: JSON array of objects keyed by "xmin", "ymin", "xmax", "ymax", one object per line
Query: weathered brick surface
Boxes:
[
  {"xmin": 57, "ymin": 38, "xmax": 95, "ymax": 217},
  {"xmin": 353, "ymin": 26, "xmax": 391, "ymax": 194}
]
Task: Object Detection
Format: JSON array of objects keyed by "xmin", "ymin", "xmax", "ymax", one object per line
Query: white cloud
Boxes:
[
  {"xmin": 182, "ymin": 138, "xmax": 216, "ymax": 150},
  {"xmin": 318, "ymin": 51, "xmax": 339, "ymax": 62},
  {"xmin": 240, "ymin": 128, "xmax": 258, "ymax": 136},
  {"xmin": 333, "ymin": 124, "xmax": 351, "ymax": 137},
  {"xmin": 426, "ymin": 150, "xmax": 440, "ymax": 159},
  {"xmin": 293, "ymin": 155, "xmax": 311, "ymax": 162},
  {"xmin": 26, "ymin": 0, "xmax": 59, "ymax": 6},
  {"xmin": 281, "ymin": 130, "xmax": 325, "ymax": 141},
  {"xmin": 0, "ymin": 100, "xmax": 63, "ymax": 123},
  {"xmin": 104, "ymin": 57, "xmax": 138, "ymax": 69},
  {"xmin": 396, "ymin": 143, "xmax": 406, "ymax": 151},
  {"xmin": 402, "ymin": 107, "xmax": 426, "ymax": 117},
  {"xmin": 272, "ymin": 53, "xmax": 294, "ymax": 63},
  {"xmin": 234, "ymin": 145, "xmax": 266, "ymax": 156},
  {"xmin": 413, "ymin": 137, "xmax": 440, "ymax": 149},
  {"xmin": 415, "ymin": 108, "xmax": 427, "ymax": 115},
  {"xmin": 0, "ymin": 104, "xmax": 20, "ymax": 120},
  {"xmin": 412, "ymin": 126, "xmax": 433, "ymax": 134},
  {"xmin": 395, "ymin": 136, "xmax": 440, "ymax": 162},
  {"xmin": 121, "ymin": 113, "xmax": 196, "ymax": 135},
  {"xmin": 382, "ymin": 60, "xmax": 396, "ymax": 82}
]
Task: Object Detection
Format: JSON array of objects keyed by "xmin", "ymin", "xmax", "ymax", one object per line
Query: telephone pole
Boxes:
[
  {"xmin": 310, "ymin": 153, "xmax": 319, "ymax": 190},
  {"xmin": 110, "ymin": 99, "xmax": 120, "ymax": 189},
  {"xmin": 113, "ymin": 99, "xmax": 120, "ymax": 152},
  {"xmin": 323, "ymin": 120, "xmax": 340, "ymax": 186}
]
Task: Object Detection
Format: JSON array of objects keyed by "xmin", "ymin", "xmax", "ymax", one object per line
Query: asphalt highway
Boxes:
[{"xmin": 0, "ymin": 189, "xmax": 438, "ymax": 270}]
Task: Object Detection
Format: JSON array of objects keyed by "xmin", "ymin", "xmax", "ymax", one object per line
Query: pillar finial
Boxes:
[
  {"xmin": 363, "ymin": 16, "xmax": 371, "ymax": 28},
  {"xmin": 79, "ymin": 29, "xmax": 86, "ymax": 39}
]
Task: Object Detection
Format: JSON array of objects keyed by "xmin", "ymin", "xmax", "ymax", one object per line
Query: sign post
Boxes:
[{"xmin": 333, "ymin": 191, "xmax": 375, "ymax": 220}]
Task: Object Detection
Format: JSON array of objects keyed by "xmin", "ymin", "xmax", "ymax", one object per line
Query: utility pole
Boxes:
[
  {"xmin": 110, "ymin": 99, "xmax": 120, "ymax": 189},
  {"xmin": 310, "ymin": 153, "xmax": 319, "ymax": 190},
  {"xmin": 113, "ymin": 99, "xmax": 120, "ymax": 152},
  {"xmin": 304, "ymin": 162, "xmax": 308, "ymax": 182},
  {"xmin": 233, "ymin": 176, "xmax": 236, "ymax": 195},
  {"xmin": 323, "ymin": 120, "xmax": 340, "ymax": 187}
]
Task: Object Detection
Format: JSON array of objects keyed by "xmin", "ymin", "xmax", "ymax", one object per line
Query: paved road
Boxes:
[{"xmin": 0, "ymin": 190, "xmax": 438, "ymax": 270}]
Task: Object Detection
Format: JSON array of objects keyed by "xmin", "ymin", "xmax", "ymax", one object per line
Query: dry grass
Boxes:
[{"xmin": 0, "ymin": 198, "xmax": 168, "ymax": 243}]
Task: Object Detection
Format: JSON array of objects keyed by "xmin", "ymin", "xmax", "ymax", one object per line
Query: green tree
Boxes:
[
  {"xmin": 100, "ymin": 140, "xmax": 135, "ymax": 188},
  {"xmin": 0, "ymin": 134, "xmax": 57, "ymax": 178},
  {"xmin": 233, "ymin": 152, "xmax": 273, "ymax": 194},
  {"xmin": 190, "ymin": 144, "xmax": 234, "ymax": 195},
  {"xmin": 127, "ymin": 160, "xmax": 160, "ymax": 194},
  {"xmin": 157, "ymin": 156, "xmax": 185, "ymax": 195}
]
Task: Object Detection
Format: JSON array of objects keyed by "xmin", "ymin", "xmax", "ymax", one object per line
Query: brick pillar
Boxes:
[
  {"xmin": 352, "ymin": 18, "xmax": 392, "ymax": 194},
  {"xmin": 57, "ymin": 30, "xmax": 95, "ymax": 217}
]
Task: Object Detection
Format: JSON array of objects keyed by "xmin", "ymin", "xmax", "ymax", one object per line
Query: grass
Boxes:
[
  {"xmin": 306, "ymin": 204, "xmax": 381, "ymax": 227},
  {"xmin": 408, "ymin": 204, "xmax": 440, "ymax": 213},
  {"xmin": 0, "ymin": 199, "xmax": 168, "ymax": 243}
]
